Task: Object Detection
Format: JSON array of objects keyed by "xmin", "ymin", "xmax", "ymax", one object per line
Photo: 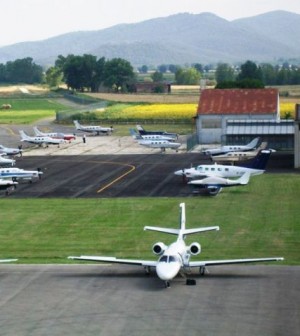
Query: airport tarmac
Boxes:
[{"xmin": 0, "ymin": 264, "xmax": 299, "ymax": 336}]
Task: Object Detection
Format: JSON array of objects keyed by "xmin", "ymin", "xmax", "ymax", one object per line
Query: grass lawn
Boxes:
[
  {"xmin": 0, "ymin": 173, "xmax": 298, "ymax": 264},
  {"xmin": 0, "ymin": 99, "xmax": 67, "ymax": 124}
]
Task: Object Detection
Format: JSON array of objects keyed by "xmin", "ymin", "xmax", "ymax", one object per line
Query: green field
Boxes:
[
  {"xmin": 0, "ymin": 99, "xmax": 66, "ymax": 124},
  {"xmin": 0, "ymin": 173, "xmax": 299, "ymax": 265}
]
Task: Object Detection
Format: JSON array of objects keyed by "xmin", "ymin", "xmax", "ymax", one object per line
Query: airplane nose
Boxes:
[
  {"xmin": 156, "ymin": 262, "xmax": 181, "ymax": 281},
  {"xmin": 174, "ymin": 170, "xmax": 184, "ymax": 176}
]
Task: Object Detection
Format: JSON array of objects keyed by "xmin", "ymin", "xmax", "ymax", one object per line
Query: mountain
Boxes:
[{"xmin": 0, "ymin": 10, "xmax": 299, "ymax": 67}]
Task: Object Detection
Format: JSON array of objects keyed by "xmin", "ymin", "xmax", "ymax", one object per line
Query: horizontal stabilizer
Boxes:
[{"xmin": 144, "ymin": 225, "xmax": 220, "ymax": 236}]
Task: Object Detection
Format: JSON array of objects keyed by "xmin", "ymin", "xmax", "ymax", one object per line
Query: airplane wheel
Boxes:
[{"xmin": 165, "ymin": 281, "xmax": 170, "ymax": 288}]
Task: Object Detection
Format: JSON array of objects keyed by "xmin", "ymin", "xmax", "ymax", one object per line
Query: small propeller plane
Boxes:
[
  {"xmin": 137, "ymin": 138, "xmax": 181, "ymax": 153},
  {"xmin": 0, "ymin": 167, "xmax": 43, "ymax": 182},
  {"xmin": 174, "ymin": 149, "xmax": 272, "ymax": 181},
  {"xmin": 73, "ymin": 120, "xmax": 113, "ymax": 135},
  {"xmin": 19, "ymin": 130, "xmax": 66, "ymax": 147},
  {"xmin": 0, "ymin": 178, "xmax": 18, "ymax": 195},
  {"xmin": 68, "ymin": 203, "xmax": 284, "ymax": 288},
  {"xmin": 136, "ymin": 124, "xmax": 178, "ymax": 140},
  {"xmin": 33, "ymin": 126, "xmax": 76, "ymax": 141},
  {"xmin": 202, "ymin": 137, "xmax": 260, "ymax": 156},
  {"xmin": 0, "ymin": 144, "xmax": 23, "ymax": 156},
  {"xmin": 0, "ymin": 153, "xmax": 16, "ymax": 166},
  {"xmin": 188, "ymin": 171, "xmax": 250, "ymax": 196}
]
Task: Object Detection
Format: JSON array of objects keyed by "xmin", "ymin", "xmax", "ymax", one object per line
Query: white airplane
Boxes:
[
  {"xmin": 0, "ymin": 153, "xmax": 16, "ymax": 166},
  {"xmin": 0, "ymin": 167, "xmax": 43, "ymax": 182},
  {"xmin": 136, "ymin": 124, "xmax": 178, "ymax": 140},
  {"xmin": 137, "ymin": 139, "xmax": 181, "ymax": 152},
  {"xmin": 73, "ymin": 120, "xmax": 113, "ymax": 135},
  {"xmin": 188, "ymin": 171, "xmax": 250, "ymax": 196},
  {"xmin": 19, "ymin": 130, "xmax": 66, "ymax": 147},
  {"xmin": 33, "ymin": 126, "xmax": 76, "ymax": 142},
  {"xmin": 211, "ymin": 142, "xmax": 268, "ymax": 163},
  {"xmin": 174, "ymin": 149, "xmax": 272, "ymax": 181},
  {"xmin": 69, "ymin": 203, "xmax": 283, "ymax": 288},
  {"xmin": 130, "ymin": 128, "xmax": 176, "ymax": 142},
  {"xmin": 202, "ymin": 137, "xmax": 260, "ymax": 156},
  {"xmin": 0, "ymin": 144, "xmax": 23, "ymax": 156},
  {"xmin": 0, "ymin": 178, "xmax": 18, "ymax": 195}
]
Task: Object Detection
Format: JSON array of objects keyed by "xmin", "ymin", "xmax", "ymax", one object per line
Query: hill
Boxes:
[{"xmin": 0, "ymin": 10, "xmax": 299, "ymax": 67}]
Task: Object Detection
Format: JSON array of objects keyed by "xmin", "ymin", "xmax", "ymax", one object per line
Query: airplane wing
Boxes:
[
  {"xmin": 0, "ymin": 259, "xmax": 18, "ymax": 263},
  {"xmin": 68, "ymin": 256, "xmax": 157, "ymax": 267},
  {"xmin": 189, "ymin": 257, "xmax": 284, "ymax": 267}
]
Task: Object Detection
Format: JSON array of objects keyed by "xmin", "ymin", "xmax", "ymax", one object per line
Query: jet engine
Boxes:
[
  {"xmin": 152, "ymin": 242, "xmax": 168, "ymax": 256},
  {"xmin": 187, "ymin": 242, "xmax": 201, "ymax": 256}
]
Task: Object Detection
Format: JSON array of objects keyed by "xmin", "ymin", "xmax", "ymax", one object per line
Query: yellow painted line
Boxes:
[
  {"xmin": 97, "ymin": 163, "xmax": 136, "ymax": 194},
  {"xmin": 0, "ymin": 125, "xmax": 16, "ymax": 136}
]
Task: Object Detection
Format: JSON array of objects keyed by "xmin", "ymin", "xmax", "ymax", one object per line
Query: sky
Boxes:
[{"xmin": 0, "ymin": 0, "xmax": 300, "ymax": 47}]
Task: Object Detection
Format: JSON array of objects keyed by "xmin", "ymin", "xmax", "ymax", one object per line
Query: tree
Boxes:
[
  {"xmin": 138, "ymin": 65, "xmax": 148, "ymax": 74},
  {"xmin": 168, "ymin": 64, "xmax": 179, "ymax": 74},
  {"xmin": 175, "ymin": 67, "xmax": 201, "ymax": 85},
  {"xmin": 151, "ymin": 71, "xmax": 164, "ymax": 82},
  {"xmin": 45, "ymin": 66, "xmax": 63, "ymax": 88},
  {"xmin": 103, "ymin": 58, "xmax": 135, "ymax": 92},
  {"xmin": 215, "ymin": 63, "xmax": 235, "ymax": 83},
  {"xmin": 5, "ymin": 57, "xmax": 43, "ymax": 84},
  {"xmin": 260, "ymin": 63, "xmax": 277, "ymax": 85},
  {"xmin": 157, "ymin": 64, "xmax": 167, "ymax": 73},
  {"xmin": 193, "ymin": 63, "xmax": 203, "ymax": 74},
  {"xmin": 237, "ymin": 60, "xmax": 263, "ymax": 82}
]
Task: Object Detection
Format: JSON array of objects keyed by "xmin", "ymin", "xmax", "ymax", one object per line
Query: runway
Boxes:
[{"xmin": 0, "ymin": 264, "xmax": 299, "ymax": 336}]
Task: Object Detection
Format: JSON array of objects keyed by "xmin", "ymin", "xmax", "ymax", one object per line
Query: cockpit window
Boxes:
[
  {"xmin": 168, "ymin": 256, "xmax": 178, "ymax": 263},
  {"xmin": 159, "ymin": 256, "xmax": 168, "ymax": 263}
]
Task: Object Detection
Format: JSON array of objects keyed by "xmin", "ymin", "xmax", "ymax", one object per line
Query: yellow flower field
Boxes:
[{"xmin": 280, "ymin": 102, "xmax": 296, "ymax": 119}]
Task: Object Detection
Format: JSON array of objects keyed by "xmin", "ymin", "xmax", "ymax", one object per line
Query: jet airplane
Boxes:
[
  {"xmin": 0, "ymin": 153, "xmax": 16, "ymax": 166},
  {"xmin": 19, "ymin": 130, "xmax": 66, "ymax": 147},
  {"xmin": 188, "ymin": 171, "xmax": 250, "ymax": 196},
  {"xmin": 73, "ymin": 120, "xmax": 113, "ymax": 135},
  {"xmin": 0, "ymin": 144, "xmax": 22, "ymax": 156},
  {"xmin": 136, "ymin": 124, "xmax": 178, "ymax": 140},
  {"xmin": 33, "ymin": 126, "xmax": 76, "ymax": 141},
  {"xmin": 69, "ymin": 203, "xmax": 283, "ymax": 287},
  {"xmin": 0, "ymin": 167, "xmax": 43, "ymax": 182},
  {"xmin": 203, "ymin": 137, "xmax": 260, "ymax": 156},
  {"xmin": 174, "ymin": 149, "xmax": 272, "ymax": 181}
]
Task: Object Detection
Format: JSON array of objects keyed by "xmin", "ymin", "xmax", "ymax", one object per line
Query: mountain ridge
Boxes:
[{"xmin": 0, "ymin": 10, "xmax": 299, "ymax": 67}]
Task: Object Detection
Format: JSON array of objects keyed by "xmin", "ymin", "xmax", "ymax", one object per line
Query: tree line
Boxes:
[{"xmin": 1, "ymin": 55, "xmax": 300, "ymax": 90}]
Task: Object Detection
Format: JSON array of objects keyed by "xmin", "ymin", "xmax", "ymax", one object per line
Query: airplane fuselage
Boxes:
[
  {"xmin": 175, "ymin": 164, "xmax": 263, "ymax": 179},
  {"xmin": 0, "ymin": 168, "xmax": 42, "ymax": 180}
]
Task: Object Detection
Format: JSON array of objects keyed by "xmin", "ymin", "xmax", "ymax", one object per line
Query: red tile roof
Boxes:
[{"xmin": 197, "ymin": 88, "xmax": 278, "ymax": 115}]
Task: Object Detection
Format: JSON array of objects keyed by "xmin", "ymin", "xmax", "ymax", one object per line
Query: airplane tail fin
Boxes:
[
  {"xmin": 33, "ymin": 126, "xmax": 43, "ymax": 136},
  {"xmin": 129, "ymin": 128, "xmax": 141, "ymax": 139},
  {"xmin": 240, "ymin": 149, "xmax": 272, "ymax": 170},
  {"xmin": 144, "ymin": 203, "xmax": 219, "ymax": 239},
  {"xmin": 73, "ymin": 120, "xmax": 81, "ymax": 130},
  {"xmin": 246, "ymin": 137, "xmax": 260, "ymax": 149},
  {"xmin": 19, "ymin": 130, "xmax": 29, "ymax": 140}
]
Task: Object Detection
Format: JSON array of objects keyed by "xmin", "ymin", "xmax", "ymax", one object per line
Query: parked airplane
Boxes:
[
  {"xmin": 211, "ymin": 142, "xmax": 268, "ymax": 164},
  {"xmin": 19, "ymin": 130, "xmax": 66, "ymax": 147},
  {"xmin": 0, "ymin": 153, "xmax": 16, "ymax": 166},
  {"xmin": 69, "ymin": 203, "xmax": 283, "ymax": 287},
  {"xmin": 73, "ymin": 120, "xmax": 113, "ymax": 135},
  {"xmin": 136, "ymin": 124, "xmax": 178, "ymax": 140},
  {"xmin": 137, "ymin": 139, "xmax": 181, "ymax": 152},
  {"xmin": 174, "ymin": 149, "xmax": 272, "ymax": 181},
  {"xmin": 0, "ymin": 178, "xmax": 18, "ymax": 195},
  {"xmin": 33, "ymin": 126, "xmax": 76, "ymax": 141},
  {"xmin": 202, "ymin": 137, "xmax": 260, "ymax": 156},
  {"xmin": 188, "ymin": 171, "xmax": 250, "ymax": 196},
  {"xmin": 0, "ymin": 144, "xmax": 22, "ymax": 156},
  {"xmin": 0, "ymin": 167, "xmax": 43, "ymax": 182},
  {"xmin": 130, "ymin": 128, "xmax": 176, "ymax": 141}
]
